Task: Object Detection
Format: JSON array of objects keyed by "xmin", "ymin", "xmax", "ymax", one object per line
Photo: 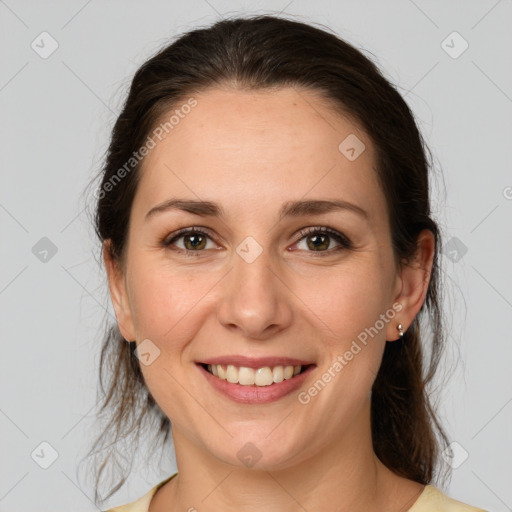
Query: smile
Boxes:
[
  {"xmin": 197, "ymin": 357, "xmax": 315, "ymax": 404},
  {"xmin": 203, "ymin": 363, "xmax": 307, "ymax": 386}
]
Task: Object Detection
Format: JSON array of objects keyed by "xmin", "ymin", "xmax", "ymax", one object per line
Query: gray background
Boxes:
[{"xmin": 1, "ymin": 1, "xmax": 511, "ymax": 510}]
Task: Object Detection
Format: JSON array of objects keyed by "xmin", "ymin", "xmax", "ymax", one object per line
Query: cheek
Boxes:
[
  {"xmin": 291, "ymin": 256, "xmax": 394, "ymax": 397},
  {"xmin": 294, "ymin": 262, "xmax": 392, "ymax": 423},
  {"xmin": 126, "ymin": 262, "xmax": 215, "ymax": 426},
  {"xmin": 127, "ymin": 257, "xmax": 217, "ymax": 342},
  {"xmin": 294, "ymin": 258, "xmax": 393, "ymax": 339}
]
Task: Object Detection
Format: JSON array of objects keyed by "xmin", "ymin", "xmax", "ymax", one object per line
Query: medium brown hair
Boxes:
[{"xmin": 83, "ymin": 14, "xmax": 451, "ymax": 505}]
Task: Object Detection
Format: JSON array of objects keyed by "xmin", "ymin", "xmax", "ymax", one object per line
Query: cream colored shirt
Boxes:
[{"xmin": 104, "ymin": 473, "xmax": 488, "ymax": 512}]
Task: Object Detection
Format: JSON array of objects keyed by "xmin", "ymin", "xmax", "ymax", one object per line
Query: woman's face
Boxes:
[{"xmin": 106, "ymin": 86, "xmax": 412, "ymax": 470}]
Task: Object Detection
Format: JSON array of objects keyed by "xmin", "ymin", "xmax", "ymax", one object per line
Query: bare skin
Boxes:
[{"xmin": 104, "ymin": 86, "xmax": 434, "ymax": 511}]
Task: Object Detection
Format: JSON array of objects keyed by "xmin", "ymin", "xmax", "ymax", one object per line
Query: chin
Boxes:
[{"xmin": 209, "ymin": 433, "xmax": 308, "ymax": 472}]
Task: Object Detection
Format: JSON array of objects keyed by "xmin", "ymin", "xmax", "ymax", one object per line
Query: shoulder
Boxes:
[
  {"xmin": 409, "ymin": 485, "xmax": 489, "ymax": 512},
  {"xmin": 102, "ymin": 487, "xmax": 154, "ymax": 512},
  {"xmin": 102, "ymin": 473, "xmax": 177, "ymax": 512}
]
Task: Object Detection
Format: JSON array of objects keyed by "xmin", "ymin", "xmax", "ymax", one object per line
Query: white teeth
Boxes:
[
  {"xmin": 238, "ymin": 366, "xmax": 255, "ymax": 385},
  {"xmin": 226, "ymin": 364, "xmax": 239, "ymax": 384},
  {"xmin": 254, "ymin": 367, "xmax": 273, "ymax": 386},
  {"xmin": 206, "ymin": 364, "xmax": 305, "ymax": 386},
  {"xmin": 272, "ymin": 366, "xmax": 284, "ymax": 383},
  {"xmin": 284, "ymin": 365, "xmax": 294, "ymax": 380}
]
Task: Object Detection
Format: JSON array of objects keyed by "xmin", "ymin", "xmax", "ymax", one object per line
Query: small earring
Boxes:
[{"xmin": 397, "ymin": 323, "xmax": 404, "ymax": 338}]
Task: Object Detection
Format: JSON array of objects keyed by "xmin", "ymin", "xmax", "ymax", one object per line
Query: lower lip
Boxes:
[{"xmin": 197, "ymin": 364, "xmax": 315, "ymax": 404}]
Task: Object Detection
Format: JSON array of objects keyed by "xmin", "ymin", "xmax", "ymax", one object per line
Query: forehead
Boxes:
[{"xmin": 133, "ymin": 86, "xmax": 385, "ymax": 222}]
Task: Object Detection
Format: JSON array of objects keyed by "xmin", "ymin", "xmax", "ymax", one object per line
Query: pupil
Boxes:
[
  {"xmin": 310, "ymin": 234, "xmax": 327, "ymax": 250},
  {"xmin": 187, "ymin": 234, "xmax": 204, "ymax": 249}
]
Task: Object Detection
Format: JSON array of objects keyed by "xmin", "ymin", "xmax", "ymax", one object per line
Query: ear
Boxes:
[
  {"xmin": 386, "ymin": 229, "xmax": 436, "ymax": 342},
  {"xmin": 102, "ymin": 240, "xmax": 137, "ymax": 342}
]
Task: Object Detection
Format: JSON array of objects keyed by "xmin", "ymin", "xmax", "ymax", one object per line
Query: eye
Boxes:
[
  {"xmin": 162, "ymin": 225, "xmax": 352, "ymax": 257},
  {"xmin": 292, "ymin": 226, "xmax": 352, "ymax": 254},
  {"xmin": 163, "ymin": 227, "xmax": 218, "ymax": 257}
]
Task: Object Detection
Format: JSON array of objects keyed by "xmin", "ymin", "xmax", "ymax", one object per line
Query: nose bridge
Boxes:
[{"xmin": 216, "ymin": 232, "xmax": 292, "ymax": 338}]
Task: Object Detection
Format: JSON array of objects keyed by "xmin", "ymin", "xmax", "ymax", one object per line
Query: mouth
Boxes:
[
  {"xmin": 200, "ymin": 362, "xmax": 312, "ymax": 387},
  {"xmin": 197, "ymin": 361, "xmax": 315, "ymax": 404}
]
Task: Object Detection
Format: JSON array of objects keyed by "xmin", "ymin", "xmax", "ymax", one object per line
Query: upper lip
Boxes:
[{"xmin": 198, "ymin": 356, "xmax": 315, "ymax": 369}]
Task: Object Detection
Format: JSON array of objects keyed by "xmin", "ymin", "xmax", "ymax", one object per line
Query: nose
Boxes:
[{"xmin": 216, "ymin": 239, "xmax": 293, "ymax": 340}]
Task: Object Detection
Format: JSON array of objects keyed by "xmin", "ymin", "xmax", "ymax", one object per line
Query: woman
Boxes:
[{"xmin": 87, "ymin": 14, "xmax": 487, "ymax": 512}]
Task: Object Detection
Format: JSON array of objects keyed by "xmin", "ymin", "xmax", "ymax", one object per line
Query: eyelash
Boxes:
[{"xmin": 162, "ymin": 225, "xmax": 352, "ymax": 258}]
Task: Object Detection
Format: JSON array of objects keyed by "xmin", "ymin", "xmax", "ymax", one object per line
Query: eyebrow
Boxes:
[{"xmin": 144, "ymin": 198, "xmax": 368, "ymax": 222}]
